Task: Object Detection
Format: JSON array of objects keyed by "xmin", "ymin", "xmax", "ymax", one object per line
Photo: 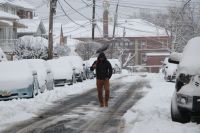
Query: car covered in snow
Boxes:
[
  {"xmin": 162, "ymin": 57, "xmax": 177, "ymax": 82},
  {"xmin": 23, "ymin": 59, "xmax": 54, "ymax": 92},
  {"xmin": 170, "ymin": 37, "xmax": 200, "ymax": 123},
  {"xmin": 0, "ymin": 60, "xmax": 40, "ymax": 100},
  {"xmin": 47, "ymin": 58, "xmax": 75, "ymax": 86},
  {"xmin": 0, "ymin": 48, "xmax": 7, "ymax": 62},
  {"xmin": 60, "ymin": 56, "xmax": 86, "ymax": 82},
  {"xmin": 108, "ymin": 59, "xmax": 121, "ymax": 74}
]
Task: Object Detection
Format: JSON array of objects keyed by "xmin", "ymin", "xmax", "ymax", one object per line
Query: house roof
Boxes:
[
  {"xmin": 0, "ymin": 0, "xmax": 34, "ymax": 10},
  {"xmin": 55, "ymin": 19, "xmax": 168, "ymax": 38},
  {"xmin": 17, "ymin": 18, "xmax": 46, "ymax": 34},
  {"xmin": 0, "ymin": 10, "xmax": 19, "ymax": 20}
]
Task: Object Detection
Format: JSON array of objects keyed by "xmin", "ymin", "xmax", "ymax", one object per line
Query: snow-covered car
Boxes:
[
  {"xmin": 85, "ymin": 58, "xmax": 97, "ymax": 78},
  {"xmin": 0, "ymin": 60, "xmax": 40, "ymax": 100},
  {"xmin": 170, "ymin": 37, "xmax": 200, "ymax": 123},
  {"xmin": 108, "ymin": 59, "xmax": 121, "ymax": 74},
  {"xmin": 47, "ymin": 58, "xmax": 75, "ymax": 86},
  {"xmin": 23, "ymin": 59, "xmax": 54, "ymax": 92},
  {"xmin": 0, "ymin": 48, "xmax": 7, "ymax": 62},
  {"xmin": 162, "ymin": 57, "xmax": 177, "ymax": 82},
  {"xmin": 60, "ymin": 56, "xmax": 86, "ymax": 82}
]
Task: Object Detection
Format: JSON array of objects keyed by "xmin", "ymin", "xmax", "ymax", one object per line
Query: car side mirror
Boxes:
[
  {"xmin": 32, "ymin": 70, "xmax": 37, "ymax": 76},
  {"xmin": 46, "ymin": 68, "xmax": 51, "ymax": 74},
  {"xmin": 168, "ymin": 52, "xmax": 182, "ymax": 64}
]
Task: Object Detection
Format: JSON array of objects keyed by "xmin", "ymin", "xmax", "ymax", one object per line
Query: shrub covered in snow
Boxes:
[{"xmin": 14, "ymin": 36, "xmax": 48, "ymax": 60}]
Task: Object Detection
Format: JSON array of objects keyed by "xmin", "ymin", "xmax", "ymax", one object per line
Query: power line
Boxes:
[
  {"xmin": 62, "ymin": 0, "xmax": 91, "ymax": 21},
  {"xmin": 58, "ymin": 0, "xmax": 85, "ymax": 26}
]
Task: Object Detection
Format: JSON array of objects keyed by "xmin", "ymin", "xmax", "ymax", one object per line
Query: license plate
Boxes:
[{"xmin": 0, "ymin": 90, "xmax": 11, "ymax": 96}]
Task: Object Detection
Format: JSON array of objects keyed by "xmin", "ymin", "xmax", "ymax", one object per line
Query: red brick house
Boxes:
[{"xmin": 61, "ymin": 19, "xmax": 171, "ymax": 73}]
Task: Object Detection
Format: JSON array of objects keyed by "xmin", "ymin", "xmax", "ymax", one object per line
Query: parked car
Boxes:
[
  {"xmin": 47, "ymin": 58, "xmax": 75, "ymax": 86},
  {"xmin": 60, "ymin": 56, "xmax": 86, "ymax": 82},
  {"xmin": 162, "ymin": 57, "xmax": 177, "ymax": 82},
  {"xmin": 0, "ymin": 48, "xmax": 7, "ymax": 62},
  {"xmin": 23, "ymin": 59, "xmax": 54, "ymax": 92},
  {"xmin": 85, "ymin": 58, "xmax": 97, "ymax": 79},
  {"xmin": 0, "ymin": 60, "xmax": 39, "ymax": 100},
  {"xmin": 108, "ymin": 59, "xmax": 122, "ymax": 74},
  {"xmin": 169, "ymin": 37, "xmax": 200, "ymax": 123}
]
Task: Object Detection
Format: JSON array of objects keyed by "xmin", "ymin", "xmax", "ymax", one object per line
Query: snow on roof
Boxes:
[
  {"xmin": 5, "ymin": 0, "xmax": 34, "ymax": 10},
  {"xmin": 55, "ymin": 19, "xmax": 168, "ymax": 38},
  {"xmin": 178, "ymin": 37, "xmax": 200, "ymax": 75},
  {"xmin": 146, "ymin": 52, "xmax": 170, "ymax": 56},
  {"xmin": 17, "ymin": 19, "xmax": 43, "ymax": 33},
  {"xmin": 0, "ymin": 10, "xmax": 19, "ymax": 20}
]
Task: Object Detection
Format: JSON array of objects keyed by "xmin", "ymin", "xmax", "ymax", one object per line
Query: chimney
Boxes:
[{"xmin": 103, "ymin": 0, "xmax": 109, "ymax": 38}]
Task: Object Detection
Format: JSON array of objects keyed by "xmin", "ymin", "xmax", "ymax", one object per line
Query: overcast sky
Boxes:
[{"xmin": 27, "ymin": 0, "xmax": 198, "ymax": 24}]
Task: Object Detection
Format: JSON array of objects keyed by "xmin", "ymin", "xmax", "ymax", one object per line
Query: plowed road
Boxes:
[{"xmin": 5, "ymin": 75, "xmax": 151, "ymax": 133}]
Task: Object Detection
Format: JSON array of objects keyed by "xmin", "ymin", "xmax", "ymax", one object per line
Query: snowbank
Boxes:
[{"xmin": 123, "ymin": 73, "xmax": 200, "ymax": 133}]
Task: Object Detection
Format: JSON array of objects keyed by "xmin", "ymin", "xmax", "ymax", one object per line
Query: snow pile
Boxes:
[
  {"xmin": 123, "ymin": 73, "xmax": 200, "ymax": 133},
  {"xmin": 178, "ymin": 37, "xmax": 200, "ymax": 76},
  {"xmin": 0, "ymin": 60, "xmax": 33, "ymax": 89},
  {"xmin": 0, "ymin": 48, "xmax": 7, "ymax": 62}
]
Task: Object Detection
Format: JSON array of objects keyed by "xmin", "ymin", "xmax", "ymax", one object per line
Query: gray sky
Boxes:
[{"xmin": 27, "ymin": 0, "xmax": 198, "ymax": 24}]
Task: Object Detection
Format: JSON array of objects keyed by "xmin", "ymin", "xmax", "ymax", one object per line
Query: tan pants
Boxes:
[{"xmin": 96, "ymin": 79, "xmax": 110, "ymax": 107}]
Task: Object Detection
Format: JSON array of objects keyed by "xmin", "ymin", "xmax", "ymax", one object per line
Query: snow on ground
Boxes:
[
  {"xmin": 123, "ymin": 73, "xmax": 200, "ymax": 133},
  {"xmin": 0, "ymin": 74, "xmax": 123, "ymax": 132}
]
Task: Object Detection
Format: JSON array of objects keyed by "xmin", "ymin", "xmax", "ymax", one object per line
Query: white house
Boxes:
[{"xmin": 17, "ymin": 18, "xmax": 46, "ymax": 38}]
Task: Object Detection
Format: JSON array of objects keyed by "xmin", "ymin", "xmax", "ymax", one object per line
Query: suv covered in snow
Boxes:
[
  {"xmin": 162, "ymin": 57, "xmax": 177, "ymax": 82},
  {"xmin": 170, "ymin": 37, "xmax": 200, "ymax": 123}
]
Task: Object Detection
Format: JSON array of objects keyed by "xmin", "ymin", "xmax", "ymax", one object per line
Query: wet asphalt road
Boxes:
[{"xmin": 4, "ymin": 75, "xmax": 151, "ymax": 133}]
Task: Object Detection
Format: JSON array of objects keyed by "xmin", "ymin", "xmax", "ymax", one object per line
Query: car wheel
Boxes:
[
  {"xmin": 171, "ymin": 92, "xmax": 190, "ymax": 123},
  {"xmin": 32, "ymin": 80, "xmax": 39, "ymax": 98}
]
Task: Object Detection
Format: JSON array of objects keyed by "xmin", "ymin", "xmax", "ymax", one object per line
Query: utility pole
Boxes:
[
  {"xmin": 111, "ymin": 0, "xmax": 119, "ymax": 58},
  {"xmin": 48, "ymin": 0, "xmax": 57, "ymax": 59},
  {"xmin": 92, "ymin": 0, "xmax": 96, "ymax": 40}
]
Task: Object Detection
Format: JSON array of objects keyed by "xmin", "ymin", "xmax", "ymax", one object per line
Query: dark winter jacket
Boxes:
[{"xmin": 90, "ymin": 52, "xmax": 112, "ymax": 80}]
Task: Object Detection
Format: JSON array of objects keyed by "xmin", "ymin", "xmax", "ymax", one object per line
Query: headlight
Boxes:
[
  {"xmin": 177, "ymin": 94, "xmax": 193, "ymax": 104},
  {"xmin": 179, "ymin": 73, "xmax": 192, "ymax": 84}
]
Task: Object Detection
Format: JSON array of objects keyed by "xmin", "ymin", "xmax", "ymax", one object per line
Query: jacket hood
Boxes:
[{"xmin": 98, "ymin": 52, "xmax": 107, "ymax": 61}]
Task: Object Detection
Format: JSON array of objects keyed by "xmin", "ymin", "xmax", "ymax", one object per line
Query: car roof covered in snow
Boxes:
[
  {"xmin": 47, "ymin": 58, "xmax": 73, "ymax": 79},
  {"xmin": 178, "ymin": 37, "xmax": 200, "ymax": 75},
  {"xmin": 0, "ymin": 60, "xmax": 33, "ymax": 89}
]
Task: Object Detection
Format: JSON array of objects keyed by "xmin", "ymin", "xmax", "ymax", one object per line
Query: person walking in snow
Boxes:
[{"xmin": 90, "ymin": 52, "xmax": 113, "ymax": 107}]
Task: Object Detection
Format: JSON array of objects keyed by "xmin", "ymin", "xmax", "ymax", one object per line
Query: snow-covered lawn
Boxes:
[{"xmin": 123, "ymin": 73, "xmax": 200, "ymax": 133}]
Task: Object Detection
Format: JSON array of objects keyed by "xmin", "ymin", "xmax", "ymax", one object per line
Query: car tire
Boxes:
[{"xmin": 171, "ymin": 92, "xmax": 190, "ymax": 123}]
